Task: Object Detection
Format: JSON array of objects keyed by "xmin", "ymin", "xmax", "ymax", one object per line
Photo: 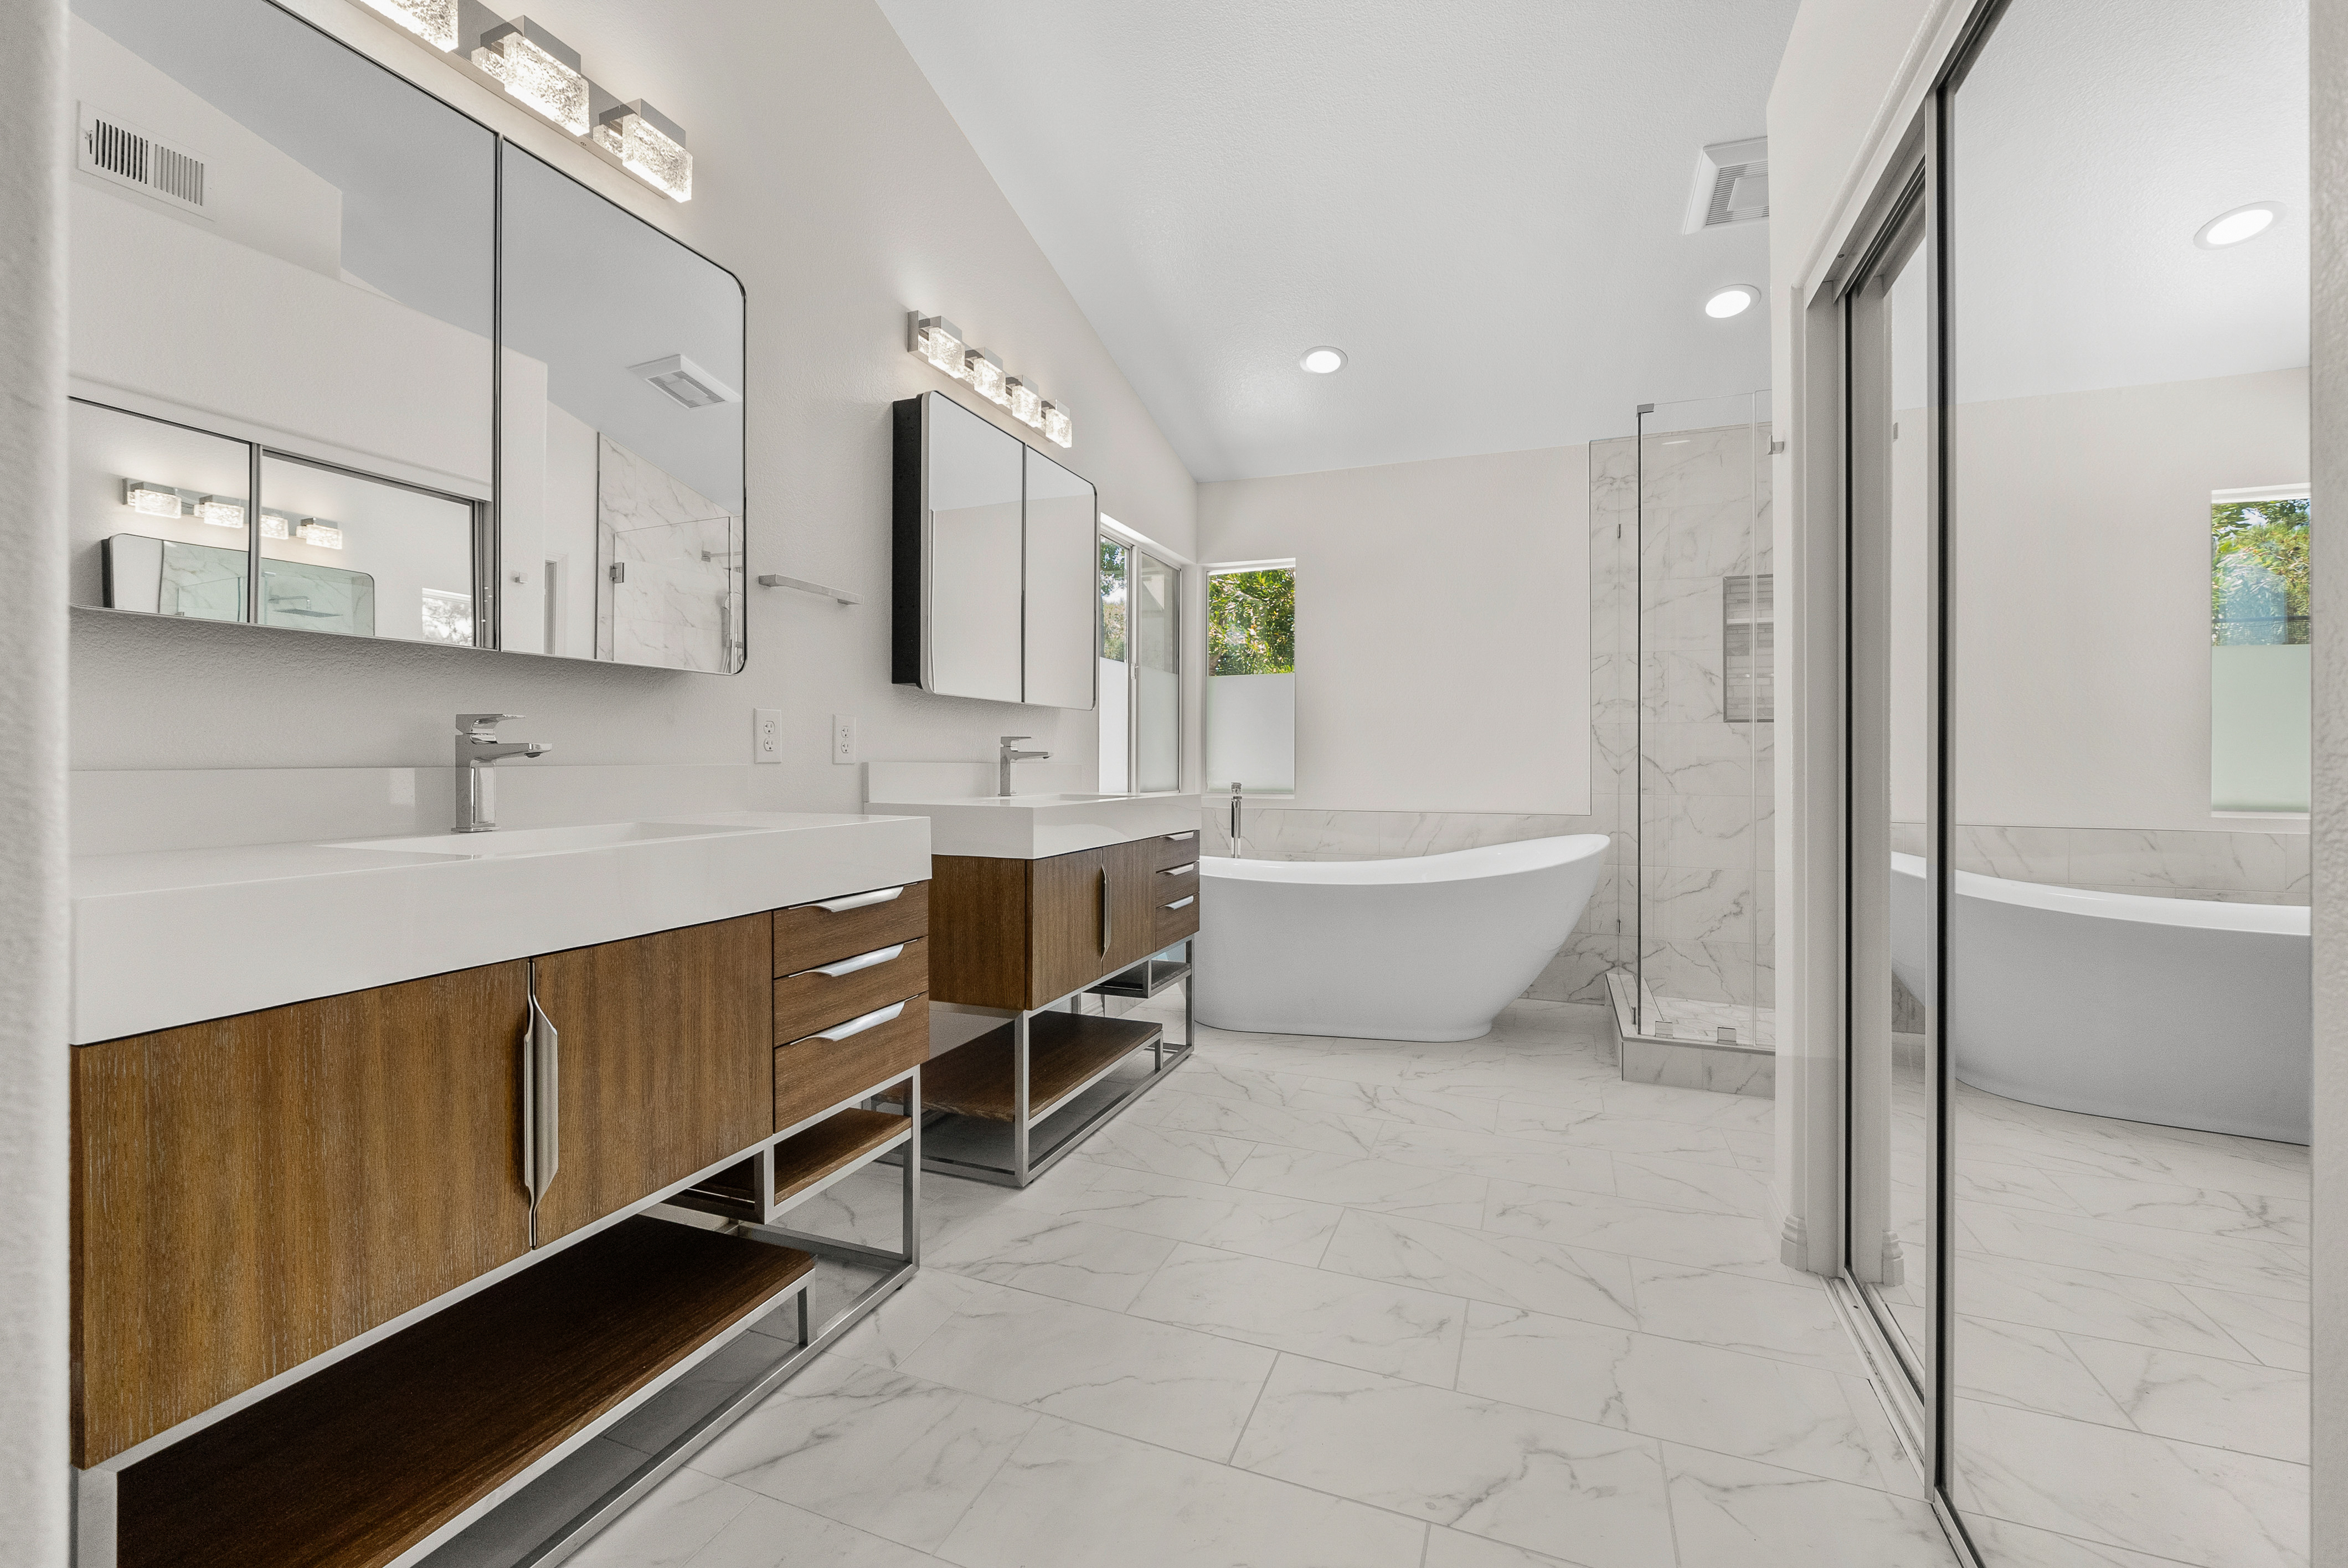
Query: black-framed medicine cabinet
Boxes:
[{"xmin": 66, "ymin": 0, "xmax": 748, "ymax": 673}]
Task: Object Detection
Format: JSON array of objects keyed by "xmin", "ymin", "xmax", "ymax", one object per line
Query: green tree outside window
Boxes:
[
  {"xmin": 2212, "ymin": 498, "xmax": 2309, "ymax": 646},
  {"xmin": 1208, "ymin": 569, "xmax": 1295, "ymax": 675}
]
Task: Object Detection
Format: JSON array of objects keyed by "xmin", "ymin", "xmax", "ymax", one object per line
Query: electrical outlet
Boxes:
[
  {"xmin": 754, "ymin": 708, "xmax": 784, "ymax": 764},
  {"xmin": 832, "ymin": 714, "xmax": 858, "ymax": 765}
]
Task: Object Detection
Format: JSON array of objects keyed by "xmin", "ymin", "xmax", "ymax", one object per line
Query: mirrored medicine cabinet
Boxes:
[
  {"xmin": 893, "ymin": 391, "xmax": 1099, "ymax": 709},
  {"xmin": 65, "ymin": 0, "xmax": 747, "ymax": 672}
]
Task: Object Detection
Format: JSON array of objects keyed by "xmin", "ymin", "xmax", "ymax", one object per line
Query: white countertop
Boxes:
[
  {"xmin": 71, "ymin": 811, "xmax": 930, "ymax": 1044},
  {"xmin": 861, "ymin": 791, "xmax": 1202, "ymax": 859}
]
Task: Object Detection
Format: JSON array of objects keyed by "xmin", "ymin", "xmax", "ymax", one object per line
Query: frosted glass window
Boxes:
[
  {"xmin": 1205, "ymin": 565, "xmax": 1295, "ymax": 793},
  {"xmin": 2211, "ymin": 489, "xmax": 2310, "ymax": 812}
]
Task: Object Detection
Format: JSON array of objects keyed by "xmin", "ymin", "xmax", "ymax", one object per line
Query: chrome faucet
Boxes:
[
  {"xmin": 454, "ymin": 713, "xmax": 552, "ymax": 832},
  {"xmin": 998, "ymin": 734, "xmax": 1049, "ymax": 797},
  {"xmin": 1229, "ymin": 782, "xmax": 1244, "ymax": 857}
]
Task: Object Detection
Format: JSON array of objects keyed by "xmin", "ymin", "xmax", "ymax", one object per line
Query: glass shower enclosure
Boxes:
[{"xmin": 1598, "ymin": 392, "xmax": 1774, "ymax": 1067}]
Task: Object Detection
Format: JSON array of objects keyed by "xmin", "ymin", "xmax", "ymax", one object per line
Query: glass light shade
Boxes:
[
  {"xmin": 125, "ymin": 481, "xmax": 183, "ymax": 518},
  {"xmin": 259, "ymin": 512, "xmax": 292, "ymax": 540},
  {"xmin": 594, "ymin": 102, "xmax": 692, "ymax": 202},
  {"xmin": 914, "ymin": 317, "xmax": 966, "ymax": 378},
  {"xmin": 473, "ymin": 22, "xmax": 590, "ymax": 136},
  {"xmin": 1006, "ymin": 377, "xmax": 1045, "ymax": 427},
  {"xmin": 1041, "ymin": 401, "xmax": 1073, "ymax": 448},
  {"xmin": 965, "ymin": 349, "xmax": 1009, "ymax": 405},
  {"xmin": 296, "ymin": 519, "xmax": 345, "ymax": 550},
  {"xmin": 196, "ymin": 497, "xmax": 245, "ymax": 528},
  {"xmin": 361, "ymin": 0, "xmax": 458, "ymax": 50}
]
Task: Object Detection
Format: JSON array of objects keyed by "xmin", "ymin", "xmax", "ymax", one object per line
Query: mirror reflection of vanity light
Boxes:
[
  {"xmin": 357, "ymin": 0, "xmax": 459, "ymax": 51},
  {"xmin": 594, "ymin": 100, "xmax": 692, "ymax": 203},
  {"xmin": 296, "ymin": 519, "xmax": 346, "ymax": 550},
  {"xmin": 260, "ymin": 512, "xmax": 293, "ymax": 540},
  {"xmin": 195, "ymin": 497, "xmax": 245, "ymax": 529},
  {"xmin": 472, "ymin": 18, "xmax": 590, "ymax": 136}
]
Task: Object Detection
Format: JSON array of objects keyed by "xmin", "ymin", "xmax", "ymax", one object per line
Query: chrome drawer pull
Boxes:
[
  {"xmin": 1160, "ymin": 862, "xmax": 1197, "ymax": 877},
  {"xmin": 1164, "ymin": 831, "xmax": 1196, "ymax": 841},
  {"xmin": 816, "ymin": 1000, "xmax": 906, "ymax": 1041},
  {"xmin": 1165, "ymin": 895, "xmax": 1194, "ymax": 910},
  {"xmin": 807, "ymin": 943, "xmax": 905, "ymax": 979},
  {"xmin": 807, "ymin": 885, "xmax": 905, "ymax": 914}
]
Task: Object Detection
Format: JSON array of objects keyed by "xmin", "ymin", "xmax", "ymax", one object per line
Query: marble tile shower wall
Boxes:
[
  {"xmin": 1888, "ymin": 822, "xmax": 2311, "ymax": 905},
  {"xmin": 1200, "ymin": 421, "xmax": 1774, "ymax": 1013}
]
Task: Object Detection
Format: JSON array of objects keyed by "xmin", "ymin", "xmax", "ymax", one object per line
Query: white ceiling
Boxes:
[
  {"xmin": 878, "ymin": 1, "xmax": 1799, "ymax": 482},
  {"xmin": 1951, "ymin": 0, "xmax": 2309, "ymax": 404}
]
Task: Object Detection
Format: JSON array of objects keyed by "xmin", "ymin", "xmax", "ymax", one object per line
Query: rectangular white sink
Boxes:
[
  {"xmin": 71, "ymin": 811, "xmax": 931, "ymax": 1044},
  {"xmin": 323, "ymin": 820, "xmax": 769, "ymax": 858},
  {"xmin": 862, "ymin": 791, "xmax": 1202, "ymax": 859}
]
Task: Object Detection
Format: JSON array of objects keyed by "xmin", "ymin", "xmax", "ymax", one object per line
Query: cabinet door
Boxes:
[
  {"xmin": 1028, "ymin": 845, "xmax": 1115, "ymax": 1007},
  {"xmin": 1108, "ymin": 840, "xmax": 1159, "ymax": 970},
  {"xmin": 73, "ymin": 963, "xmax": 533, "ymax": 1466},
  {"xmin": 531, "ymin": 915, "xmax": 771, "ymax": 1245}
]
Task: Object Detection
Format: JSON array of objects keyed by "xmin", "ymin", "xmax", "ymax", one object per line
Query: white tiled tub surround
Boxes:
[
  {"xmin": 537, "ymin": 999, "xmax": 1955, "ymax": 1568},
  {"xmin": 1888, "ymin": 822, "xmax": 2311, "ymax": 905}
]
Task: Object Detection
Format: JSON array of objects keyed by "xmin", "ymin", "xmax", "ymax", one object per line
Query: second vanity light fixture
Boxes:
[
  {"xmin": 909, "ymin": 314, "xmax": 1073, "ymax": 448},
  {"xmin": 352, "ymin": 1, "xmax": 693, "ymax": 203}
]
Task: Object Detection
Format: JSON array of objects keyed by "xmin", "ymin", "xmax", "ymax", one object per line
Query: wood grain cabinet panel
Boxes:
[
  {"xmin": 927, "ymin": 857, "xmax": 1029, "ymax": 1009},
  {"xmin": 1029, "ymin": 846, "xmax": 1116, "ymax": 1007},
  {"xmin": 772, "ymin": 881, "xmax": 929, "ymax": 976},
  {"xmin": 772, "ymin": 939, "xmax": 928, "ymax": 1046},
  {"xmin": 775, "ymin": 996, "xmax": 929, "ymax": 1129},
  {"xmin": 71, "ymin": 963, "xmax": 533, "ymax": 1467},
  {"xmin": 531, "ymin": 916, "xmax": 773, "ymax": 1245},
  {"xmin": 1107, "ymin": 841, "xmax": 1159, "ymax": 971}
]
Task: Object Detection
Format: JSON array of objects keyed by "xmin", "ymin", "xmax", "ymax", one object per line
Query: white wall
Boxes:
[
  {"xmin": 68, "ymin": 0, "xmax": 1200, "ymax": 807},
  {"xmin": 1, "ymin": 0, "xmax": 70, "ymax": 1560},
  {"xmin": 1195, "ymin": 445, "xmax": 1590, "ymax": 816},
  {"xmin": 1887, "ymin": 368, "xmax": 2310, "ymax": 832}
]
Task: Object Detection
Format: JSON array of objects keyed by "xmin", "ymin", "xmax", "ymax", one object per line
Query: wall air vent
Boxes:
[
  {"xmin": 78, "ymin": 104, "xmax": 210, "ymax": 220},
  {"xmin": 1682, "ymin": 136, "xmax": 1767, "ymax": 234}
]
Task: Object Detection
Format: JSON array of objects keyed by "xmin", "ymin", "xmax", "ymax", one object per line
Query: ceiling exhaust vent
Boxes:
[
  {"xmin": 629, "ymin": 354, "xmax": 739, "ymax": 410},
  {"xmin": 1683, "ymin": 137, "xmax": 1767, "ymax": 234},
  {"xmin": 78, "ymin": 104, "xmax": 210, "ymax": 219}
]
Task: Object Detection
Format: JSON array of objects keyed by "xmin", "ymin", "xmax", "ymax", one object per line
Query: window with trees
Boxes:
[
  {"xmin": 1205, "ymin": 564, "xmax": 1296, "ymax": 792},
  {"xmin": 2210, "ymin": 488, "xmax": 2310, "ymax": 812}
]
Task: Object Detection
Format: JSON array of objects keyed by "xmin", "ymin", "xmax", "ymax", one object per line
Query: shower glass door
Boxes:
[{"xmin": 1628, "ymin": 393, "xmax": 1773, "ymax": 1053}]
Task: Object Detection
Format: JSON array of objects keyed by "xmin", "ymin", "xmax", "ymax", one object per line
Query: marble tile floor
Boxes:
[
  {"xmin": 1865, "ymin": 1075, "xmax": 2310, "ymax": 1568},
  {"xmin": 552, "ymin": 999, "xmax": 1955, "ymax": 1568}
]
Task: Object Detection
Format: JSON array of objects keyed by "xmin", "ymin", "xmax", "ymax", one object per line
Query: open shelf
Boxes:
[
  {"xmin": 773, "ymin": 1108, "xmax": 909, "ymax": 1203},
  {"xmin": 117, "ymin": 1218, "xmax": 813, "ymax": 1568},
  {"xmin": 1088, "ymin": 952, "xmax": 1192, "ymax": 1000},
  {"xmin": 921, "ymin": 1011, "xmax": 1162, "ymax": 1124}
]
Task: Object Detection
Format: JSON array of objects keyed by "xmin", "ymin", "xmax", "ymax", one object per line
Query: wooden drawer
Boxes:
[
  {"xmin": 1155, "ymin": 887, "xmax": 1200, "ymax": 947},
  {"xmin": 775, "ymin": 994, "xmax": 929, "ymax": 1129},
  {"xmin": 1144, "ymin": 831, "xmax": 1201, "ymax": 871},
  {"xmin": 773, "ymin": 881, "xmax": 928, "ymax": 976},
  {"xmin": 773, "ymin": 938, "xmax": 928, "ymax": 1045},
  {"xmin": 1152, "ymin": 862, "xmax": 1198, "ymax": 905}
]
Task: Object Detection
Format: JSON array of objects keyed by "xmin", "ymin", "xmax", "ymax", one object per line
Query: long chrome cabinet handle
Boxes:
[
  {"xmin": 1160, "ymin": 862, "xmax": 1197, "ymax": 877},
  {"xmin": 1099, "ymin": 866, "xmax": 1111, "ymax": 955},
  {"xmin": 817, "ymin": 1000, "xmax": 906, "ymax": 1041},
  {"xmin": 802, "ymin": 942, "xmax": 905, "ymax": 979},
  {"xmin": 1164, "ymin": 831, "xmax": 1196, "ymax": 842},
  {"xmin": 809, "ymin": 885, "xmax": 905, "ymax": 914},
  {"xmin": 1165, "ymin": 895, "xmax": 1195, "ymax": 910},
  {"xmin": 519, "ymin": 1002, "xmax": 538, "ymax": 1211},
  {"xmin": 531, "ymin": 993, "xmax": 560, "ymax": 1200}
]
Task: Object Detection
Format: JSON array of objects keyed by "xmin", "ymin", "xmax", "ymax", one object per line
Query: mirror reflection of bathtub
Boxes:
[
  {"xmin": 1889, "ymin": 852, "xmax": 2310, "ymax": 1143},
  {"xmin": 1196, "ymin": 834, "xmax": 1608, "ymax": 1043}
]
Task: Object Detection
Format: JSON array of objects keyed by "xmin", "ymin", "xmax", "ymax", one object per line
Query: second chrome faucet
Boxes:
[
  {"xmin": 998, "ymin": 734, "xmax": 1050, "ymax": 797},
  {"xmin": 455, "ymin": 713, "xmax": 552, "ymax": 832}
]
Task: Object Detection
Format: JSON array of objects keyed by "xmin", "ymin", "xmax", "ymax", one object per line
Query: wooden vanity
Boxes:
[
  {"xmin": 914, "ymin": 828, "xmax": 1201, "ymax": 1185},
  {"xmin": 72, "ymin": 871, "xmax": 933, "ymax": 1568}
]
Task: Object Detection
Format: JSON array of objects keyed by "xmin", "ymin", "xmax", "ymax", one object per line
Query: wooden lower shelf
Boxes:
[
  {"xmin": 774, "ymin": 1108, "xmax": 909, "ymax": 1203},
  {"xmin": 118, "ymin": 1217, "xmax": 813, "ymax": 1568},
  {"xmin": 922, "ymin": 1012, "xmax": 1162, "ymax": 1123}
]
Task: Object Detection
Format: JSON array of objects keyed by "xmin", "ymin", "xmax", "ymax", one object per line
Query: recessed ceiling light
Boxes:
[
  {"xmin": 1300, "ymin": 347, "xmax": 1347, "ymax": 374},
  {"xmin": 2195, "ymin": 202, "xmax": 2283, "ymax": 249},
  {"xmin": 1704, "ymin": 285, "xmax": 1759, "ymax": 319}
]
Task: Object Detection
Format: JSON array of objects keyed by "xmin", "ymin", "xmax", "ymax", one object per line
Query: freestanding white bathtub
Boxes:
[
  {"xmin": 1888, "ymin": 852, "xmax": 2311, "ymax": 1143},
  {"xmin": 1194, "ymin": 835, "xmax": 1608, "ymax": 1042}
]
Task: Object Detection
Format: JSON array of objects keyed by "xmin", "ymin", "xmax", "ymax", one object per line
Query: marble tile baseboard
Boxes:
[{"xmin": 1889, "ymin": 822, "xmax": 2309, "ymax": 906}]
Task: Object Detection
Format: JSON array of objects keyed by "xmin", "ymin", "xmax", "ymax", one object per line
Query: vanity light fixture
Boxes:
[
  {"xmin": 472, "ymin": 18, "xmax": 590, "ymax": 136},
  {"xmin": 628, "ymin": 353, "xmax": 739, "ymax": 410},
  {"xmin": 908, "ymin": 312, "xmax": 1074, "ymax": 447},
  {"xmin": 1704, "ymin": 285, "xmax": 1759, "ymax": 319},
  {"xmin": 594, "ymin": 99, "xmax": 692, "ymax": 203},
  {"xmin": 2196, "ymin": 202, "xmax": 2282, "ymax": 249},
  {"xmin": 124, "ymin": 480, "xmax": 184, "ymax": 518},
  {"xmin": 1299, "ymin": 347, "xmax": 1347, "ymax": 374},
  {"xmin": 259, "ymin": 511, "xmax": 294, "ymax": 540},
  {"xmin": 357, "ymin": 0, "xmax": 459, "ymax": 51},
  {"xmin": 964, "ymin": 348, "xmax": 1010, "ymax": 406},
  {"xmin": 196, "ymin": 496, "xmax": 246, "ymax": 529},
  {"xmin": 911, "ymin": 316, "xmax": 967, "ymax": 379},
  {"xmin": 1005, "ymin": 376, "xmax": 1045, "ymax": 429},
  {"xmin": 296, "ymin": 518, "xmax": 346, "ymax": 550}
]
